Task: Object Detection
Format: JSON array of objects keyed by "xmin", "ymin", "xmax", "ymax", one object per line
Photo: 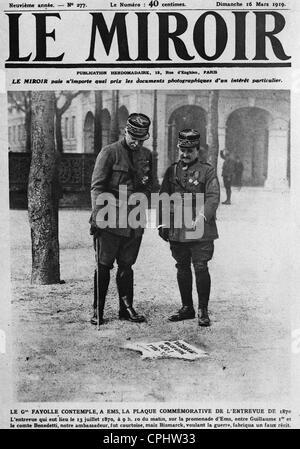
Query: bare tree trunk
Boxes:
[
  {"xmin": 207, "ymin": 90, "xmax": 219, "ymax": 170},
  {"xmin": 55, "ymin": 112, "xmax": 63, "ymax": 153},
  {"xmin": 94, "ymin": 90, "xmax": 103, "ymax": 154},
  {"xmin": 110, "ymin": 90, "xmax": 119, "ymax": 143},
  {"xmin": 25, "ymin": 103, "xmax": 32, "ymax": 152},
  {"xmin": 23, "ymin": 92, "xmax": 32, "ymax": 152},
  {"xmin": 55, "ymin": 91, "xmax": 82, "ymax": 153},
  {"xmin": 28, "ymin": 91, "xmax": 60, "ymax": 284}
]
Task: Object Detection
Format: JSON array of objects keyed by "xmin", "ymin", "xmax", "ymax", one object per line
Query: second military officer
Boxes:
[
  {"xmin": 90, "ymin": 113, "xmax": 152, "ymax": 326},
  {"xmin": 159, "ymin": 129, "xmax": 220, "ymax": 326},
  {"xmin": 220, "ymin": 148, "xmax": 236, "ymax": 204}
]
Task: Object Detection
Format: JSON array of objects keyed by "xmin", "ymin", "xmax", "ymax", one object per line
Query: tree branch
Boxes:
[
  {"xmin": 8, "ymin": 92, "xmax": 26, "ymax": 112},
  {"xmin": 56, "ymin": 91, "xmax": 82, "ymax": 117}
]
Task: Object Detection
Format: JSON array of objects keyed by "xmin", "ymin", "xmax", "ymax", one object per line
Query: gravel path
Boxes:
[{"xmin": 10, "ymin": 188, "xmax": 292, "ymax": 403}]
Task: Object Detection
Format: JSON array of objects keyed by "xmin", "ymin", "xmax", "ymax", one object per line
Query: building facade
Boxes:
[{"xmin": 8, "ymin": 89, "xmax": 290, "ymax": 191}]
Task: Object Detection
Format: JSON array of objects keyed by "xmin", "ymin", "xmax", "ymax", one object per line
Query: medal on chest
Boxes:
[{"xmin": 185, "ymin": 169, "xmax": 200, "ymax": 186}]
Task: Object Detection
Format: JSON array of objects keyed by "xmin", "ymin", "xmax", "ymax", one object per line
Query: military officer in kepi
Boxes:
[
  {"xmin": 159, "ymin": 129, "xmax": 220, "ymax": 326},
  {"xmin": 89, "ymin": 113, "xmax": 152, "ymax": 326},
  {"xmin": 220, "ymin": 148, "xmax": 236, "ymax": 205}
]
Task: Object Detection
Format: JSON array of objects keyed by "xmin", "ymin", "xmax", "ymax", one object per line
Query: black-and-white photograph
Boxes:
[{"xmin": 8, "ymin": 88, "xmax": 291, "ymax": 404}]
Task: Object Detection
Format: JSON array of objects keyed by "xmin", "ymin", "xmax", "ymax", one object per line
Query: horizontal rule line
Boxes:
[
  {"xmin": 3, "ymin": 9, "xmax": 291, "ymax": 12},
  {"xmin": 5, "ymin": 63, "xmax": 291, "ymax": 68}
]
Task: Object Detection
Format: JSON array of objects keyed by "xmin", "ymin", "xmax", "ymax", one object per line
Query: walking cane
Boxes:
[{"xmin": 95, "ymin": 236, "xmax": 101, "ymax": 331}]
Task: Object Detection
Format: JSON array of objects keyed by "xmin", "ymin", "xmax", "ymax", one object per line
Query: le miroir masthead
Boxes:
[{"xmin": 5, "ymin": 9, "xmax": 290, "ymax": 65}]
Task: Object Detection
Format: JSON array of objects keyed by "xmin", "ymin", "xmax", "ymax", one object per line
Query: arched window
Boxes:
[
  {"xmin": 167, "ymin": 105, "xmax": 207, "ymax": 164},
  {"xmin": 118, "ymin": 105, "xmax": 129, "ymax": 139},
  {"xmin": 226, "ymin": 107, "xmax": 272, "ymax": 186}
]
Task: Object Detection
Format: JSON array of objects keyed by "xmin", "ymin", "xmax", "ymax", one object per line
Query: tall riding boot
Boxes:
[
  {"xmin": 169, "ymin": 267, "xmax": 195, "ymax": 321},
  {"xmin": 117, "ymin": 268, "xmax": 132, "ymax": 316},
  {"xmin": 195, "ymin": 267, "xmax": 211, "ymax": 327},
  {"xmin": 91, "ymin": 264, "xmax": 110, "ymax": 325},
  {"xmin": 117, "ymin": 267, "xmax": 145, "ymax": 323}
]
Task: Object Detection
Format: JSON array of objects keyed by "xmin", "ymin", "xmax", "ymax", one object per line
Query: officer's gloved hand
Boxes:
[
  {"xmin": 158, "ymin": 226, "xmax": 169, "ymax": 242},
  {"xmin": 89, "ymin": 223, "xmax": 100, "ymax": 236},
  {"xmin": 89, "ymin": 208, "xmax": 102, "ymax": 236}
]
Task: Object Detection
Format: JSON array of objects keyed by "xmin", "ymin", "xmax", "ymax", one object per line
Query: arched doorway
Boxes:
[
  {"xmin": 226, "ymin": 107, "xmax": 271, "ymax": 186},
  {"xmin": 83, "ymin": 112, "xmax": 94, "ymax": 153},
  {"xmin": 101, "ymin": 109, "xmax": 111, "ymax": 147},
  {"xmin": 118, "ymin": 105, "xmax": 129, "ymax": 139},
  {"xmin": 167, "ymin": 105, "xmax": 207, "ymax": 164}
]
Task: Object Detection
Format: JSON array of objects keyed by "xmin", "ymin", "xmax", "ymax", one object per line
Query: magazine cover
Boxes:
[{"xmin": 0, "ymin": 0, "xmax": 300, "ymax": 436}]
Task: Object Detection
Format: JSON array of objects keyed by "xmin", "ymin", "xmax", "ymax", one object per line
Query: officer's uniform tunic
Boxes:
[
  {"xmin": 91, "ymin": 138, "xmax": 152, "ymax": 268},
  {"xmin": 160, "ymin": 158, "xmax": 220, "ymax": 309}
]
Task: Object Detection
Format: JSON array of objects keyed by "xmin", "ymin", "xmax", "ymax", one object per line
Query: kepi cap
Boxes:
[
  {"xmin": 178, "ymin": 129, "xmax": 200, "ymax": 148},
  {"xmin": 126, "ymin": 113, "xmax": 151, "ymax": 141}
]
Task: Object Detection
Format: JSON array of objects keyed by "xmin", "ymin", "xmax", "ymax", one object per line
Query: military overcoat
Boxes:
[
  {"xmin": 91, "ymin": 139, "xmax": 152, "ymax": 237},
  {"xmin": 159, "ymin": 159, "xmax": 220, "ymax": 242}
]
